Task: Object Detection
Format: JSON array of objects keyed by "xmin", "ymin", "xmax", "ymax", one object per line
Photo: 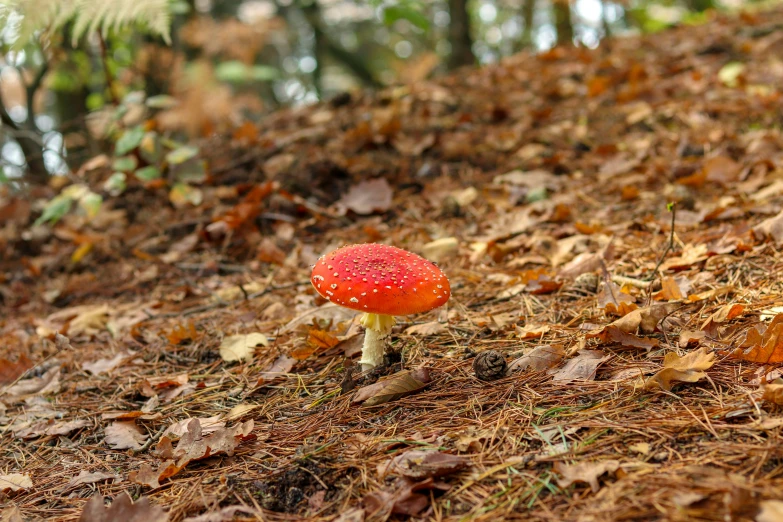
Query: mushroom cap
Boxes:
[{"xmin": 310, "ymin": 243, "xmax": 451, "ymax": 316}]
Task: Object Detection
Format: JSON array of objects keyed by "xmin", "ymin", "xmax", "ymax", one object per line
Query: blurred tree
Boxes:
[
  {"xmin": 448, "ymin": 0, "xmax": 475, "ymax": 68},
  {"xmin": 554, "ymin": 0, "xmax": 575, "ymax": 45}
]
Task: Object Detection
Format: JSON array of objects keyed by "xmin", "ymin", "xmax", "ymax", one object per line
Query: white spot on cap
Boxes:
[{"xmin": 349, "ymin": 297, "xmax": 359, "ymax": 303}]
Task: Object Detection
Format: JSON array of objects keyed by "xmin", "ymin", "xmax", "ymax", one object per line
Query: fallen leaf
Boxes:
[
  {"xmin": 603, "ymin": 303, "xmax": 677, "ymax": 335},
  {"xmin": 597, "ymin": 281, "xmax": 636, "ymax": 316},
  {"xmin": 225, "ymin": 404, "xmax": 258, "ymax": 421},
  {"xmin": 380, "ymin": 450, "xmax": 468, "ymax": 479},
  {"xmin": 0, "ymin": 354, "xmax": 33, "ymax": 385},
  {"xmin": 515, "ymin": 324, "xmax": 550, "ymax": 340},
  {"xmin": 353, "ymin": 368, "xmax": 432, "ymax": 406},
  {"xmin": 336, "ymin": 178, "xmax": 393, "ymax": 215},
  {"xmin": 652, "ymin": 276, "xmax": 687, "ymax": 301},
  {"xmin": 659, "ymin": 243, "xmax": 709, "ymax": 272},
  {"xmin": 405, "ymin": 321, "xmax": 447, "ymax": 336},
  {"xmin": 182, "ymin": 506, "xmax": 255, "ymax": 522},
  {"xmin": 2, "ymin": 367, "xmax": 61, "ymax": 398},
  {"xmin": 63, "ymin": 470, "xmax": 119, "ymax": 492},
  {"xmin": 757, "ymin": 500, "xmax": 783, "ymax": 522},
  {"xmin": 1, "ymin": 505, "xmax": 24, "ymax": 522},
  {"xmin": 162, "ymin": 415, "xmax": 225, "ymax": 438},
  {"xmin": 644, "ymin": 347, "xmax": 715, "ymax": 391},
  {"xmin": 363, "ymin": 477, "xmax": 447, "ymax": 518},
  {"xmin": 588, "ymin": 325, "xmax": 659, "ymax": 351},
  {"xmin": 421, "ymin": 237, "xmax": 459, "ymax": 263},
  {"xmin": 679, "ymin": 329, "xmax": 706, "ymax": 348},
  {"xmin": 130, "ymin": 419, "xmax": 255, "ymax": 489},
  {"xmin": 703, "ymin": 156, "xmax": 742, "ymax": 184},
  {"xmin": 78, "ymin": 492, "xmax": 168, "ymax": 522},
  {"xmin": 256, "ymin": 355, "xmax": 296, "ymax": 385},
  {"xmin": 509, "ymin": 345, "xmax": 565, "ymax": 372},
  {"xmin": 105, "ymin": 421, "xmax": 147, "ymax": 450},
  {"xmin": 549, "ymin": 351, "xmax": 609, "ymax": 383},
  {"xmin": 700, "ymin": 303, "xmax": 745, "ymax": 336},
  {"xmin": 83, "ymin": 353, "xmax": 131, "ymax": 375},
  {"xmin": 761, "ymin": 384, "xmax": 783, "ymax": 405},
  {"xmin": 14, "ymin": 418, "xmax": 91, "ymax": 439},
  {"xmin": 731, "ymin": 315, "xmax": 783, "ymax": 364},
  {"xmin": 0, "ymin": 474, "xmax": 32, "ymax": 493},
  {"xmin": 219, "ymin": 333, "xmax": 268, "ymax": 362},
  {"xmin": 754, "ymin": 209, "xmax": 783, "ymax": 244},
  {"xmin": 554, "ymin": 460, "xmax": 620, "ymax": 493}
]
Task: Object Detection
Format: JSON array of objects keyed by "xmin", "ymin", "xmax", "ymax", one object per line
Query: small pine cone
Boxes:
[{"xmin": 473, "ymin": 350, "xmax": 508, "ymax": 381}]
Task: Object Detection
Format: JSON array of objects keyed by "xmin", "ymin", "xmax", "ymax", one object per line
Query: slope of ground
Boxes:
[{"xmin": 3, "ymin": 7, "xmax": 783, "ymax": 522}]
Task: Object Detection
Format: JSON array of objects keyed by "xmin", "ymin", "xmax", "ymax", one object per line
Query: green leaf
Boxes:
[
  {"xmin": 34, "ymin": 194, "xmax": 74, "ymax": 226},
  {"xmin": 383, "ymin": 5, "xmax": 430, "ymax": 31},
  {"xmin": 215, "ymin": 61, "xmax": 250, "ymax": 83},
  {"xmin": 165, "ymin": 145, "xmax": 199, "ymax": 165},
  {"xmin": 174, "ymin": 159, "xmax": 207, "ymax": 184},
  {"xmin": 249, "ymin": 65, "xmax": 280, "ymax": 81},
  {"xmin": 169, "ymin": 183, "xmax": 203, "ymax": 208},
  {"xmin": 104, "ymin": 172, "xmax": 127, "ymax": 196},
  {"xmin": 79, "ymin": 192, "xmax": 103, "ymax": 219},
  {"xmin": 139, "ymin": 132, "xmax": 162, "ymax": 163},
  {"xmin": 112, "ymin": 156, "xmax": 138, "ymax": 172},
  {"xmin": 0, "ymin": 167, "xmax": 8, "ymax": 184},
  {"xmin": 215, "ymin": 61, "xmax": 280, "ymax": 83},
  {"xmin": 145, "ymin": 95, "xmax": 178, "ymax": 109},
  {"xmin": 134, "ymin": 166, "xmax": 162, "ymax": 181},
  {"xmin": 115, "ymin": 126, "xmax": 145, "ymax": 155}
]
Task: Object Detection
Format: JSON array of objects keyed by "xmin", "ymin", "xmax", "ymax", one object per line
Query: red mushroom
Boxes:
[{"xmin": 310, "ymin": 243, "xmax": 450, "ymax": 369}]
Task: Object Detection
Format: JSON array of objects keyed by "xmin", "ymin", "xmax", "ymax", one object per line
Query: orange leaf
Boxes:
[{"xmin": 731, "ymin": 314, "xmax": 783, "ymax": 364}]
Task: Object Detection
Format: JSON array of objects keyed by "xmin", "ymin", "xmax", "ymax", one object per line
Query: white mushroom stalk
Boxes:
[{"xmin": 359, "ymin": 313, "xmax": 397, "ymax": 370}]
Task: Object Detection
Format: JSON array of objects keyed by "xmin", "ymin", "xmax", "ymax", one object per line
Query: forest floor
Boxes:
[{"xmin": 4, "ymin": 7, "xmax": 783, "ymax": 522}]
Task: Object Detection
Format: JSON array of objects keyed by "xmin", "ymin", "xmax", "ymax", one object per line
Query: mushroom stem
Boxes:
[{"xmin": 359, "ymin": 313, "xmax": 396, "ymax": 370}]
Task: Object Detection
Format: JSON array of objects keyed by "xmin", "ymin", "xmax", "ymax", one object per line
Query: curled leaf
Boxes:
[
  {"xmin": 644, "ymin": 347, "xmax": 715, "ymax": 392},
  {"xmin": 353, "ymin": 368, "xmax": 431, "ymax": 406}
]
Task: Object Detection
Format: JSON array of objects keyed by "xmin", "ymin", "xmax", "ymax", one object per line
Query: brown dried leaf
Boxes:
[
  {"xmin": 0, "ymin": 474, "xmax": 32, "ymax": 493},
  {"xmin": 256, "ymin": 355, "xmax": 296, "ymax": 385},
  {"xmin": 604, "ymin": 303, "xmax": 677, "ymax": 335},
  {"xmin": 703, "ymin": 156, "xmax": 742, "ymax": 184},
  {"xmin": 597, "ymin": 281, "xmax": 635, "ymax": 313},
  {"xmin": 589, "ymin": 325, "xmax": 659, "ymax": 351},
  {"xmin": 63, "ymin": 470, "xmax": 119, "ymax": 492},
  {"xmin": 2, "ymin": 367, "xmax": 61, "ymax": 398},
  {"xmin": 352, "ymin": 368, "xmax": 432, "ymax": 407},
  {"xmin": 162, "ymin": 415, "xmax": 225, "ymax": 438},
  {"xmin": 700, "ymin": 303, "xmax": 745, "ymax": 336},
  {"xmin": 731, "ymin": 314, "xmax": 783, "ymax": 364},
  {"xmin": 82, "ymin": 353, "xmax": 130, "ymax": 375},
  {"xmin": 555, "ymin": 460, "xmax": 620, "ymax": 493},
  {"xmin": 105, "ymin": 421, "xmax": 147, "ymax": 450},
  {"xmin": 679, "ymin": 329, "xmax": 706, "ymax": 348},
  {"xmin": 78, "ymin": 492, "xmax": 168, "ymax": 522},
  {"xmin": 761, "ymin": 384, "xmax": 783, "ymax": 405},
  {"xmin": 404, "ymin": 321, "xmax": 447, "ymax": 336},
  {"xmin": 336, "ymin": 178, "xmax": 393, "ymax": 215},
  {"xmin": 652, "ymin": 276, "xmax": 685, "ymax": 301},
  {"xmin": 15, "ymin": 418, "xmax": 91, "ymax": 439},
  {"xmin": 509, "ymin": 345, "xmax": 565, "ymax": 372},
  {"xmin": 753, "ymin": 209, "xmax": 783, "ymax": 244},
  {"xmin": 182, "ymin": 506, "xmax": 255, "ymax": 522},
  {"xmin": 644, "ymin": 347, "xmax": 715, "ymax": 391},
  {"xmin": 757, "ymin": 500, "xmax": 783, "ymax": 522},
  {"xmin": 549, "ymin": 350, "xmax": 609, "ymax": 383},
  {"xmin": 0, "ymin": 354, "xmax": 33, "ymax": 385},
  {"xmin": 515, "ymin": 324, "xmax": 550, "ymax": 340},
  {"xmin": 219, "ymin": 333, "xmax": 268, "ymax": 362},
  {"xmin": 381, "ymin": 450, "xmax": 468, "ymax": 479}
]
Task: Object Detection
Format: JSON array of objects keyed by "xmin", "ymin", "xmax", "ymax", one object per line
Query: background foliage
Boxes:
[{"xmin": 0, "ymin": 0, "xmax": 770, "ymax": 184}]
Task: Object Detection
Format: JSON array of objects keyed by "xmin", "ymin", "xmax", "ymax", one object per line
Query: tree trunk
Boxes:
[
  {"xmin": 554, "ymin": 0, "xmax": 574, "ymax": 46},
  {"xmin": 448, "ymin": 0, "xmax": 474, "ymax": 69},
  {"xmin": 0, "ymin": 97, "xmax": 48, "ymax": 184},
  {"xmin": 522, "ymin": 0, "xmax": 537, "ymax": 47}
]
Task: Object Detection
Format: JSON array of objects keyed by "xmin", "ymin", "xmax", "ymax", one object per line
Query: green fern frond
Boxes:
[{"xmin": 1, "ymin": 0, "xmax": 172, "ymax": 48}]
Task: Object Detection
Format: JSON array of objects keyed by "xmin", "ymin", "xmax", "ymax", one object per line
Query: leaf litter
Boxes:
[{"xmin": 5, "ymin": 8, "xmax": 783, "ymax": 522}]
